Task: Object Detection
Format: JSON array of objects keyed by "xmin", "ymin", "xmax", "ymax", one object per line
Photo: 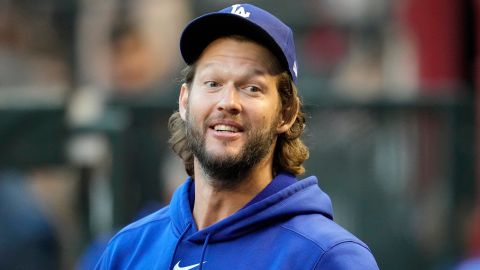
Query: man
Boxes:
[{"xmin": 96, "ymin": 4, "xmax": 379, "ymax": 269}]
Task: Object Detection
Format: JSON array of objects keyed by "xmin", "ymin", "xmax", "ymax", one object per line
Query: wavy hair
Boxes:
[{"xmin": 168, "ymin": 65, "xmax": 309, "ymax": 177}]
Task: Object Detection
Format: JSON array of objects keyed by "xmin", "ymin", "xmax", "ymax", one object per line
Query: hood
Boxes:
[{"xmin": 169, "ymin": 174, "xmax": 333, "ymax": 243}]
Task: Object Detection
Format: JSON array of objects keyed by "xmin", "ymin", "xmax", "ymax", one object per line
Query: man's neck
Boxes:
[{"xmin": 192, "ymin": 159, "xmax": 273, "ymax": 230}]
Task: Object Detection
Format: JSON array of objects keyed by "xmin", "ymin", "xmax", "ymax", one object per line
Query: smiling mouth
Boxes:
[{"xmin": 213, "ymin": 124, "xmax": 240, "ymax": 133}]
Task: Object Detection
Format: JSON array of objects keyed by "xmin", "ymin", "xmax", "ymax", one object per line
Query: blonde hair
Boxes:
[{"xmin": 168, "ymin": 64, "xmax": 309, "ymax": 177}]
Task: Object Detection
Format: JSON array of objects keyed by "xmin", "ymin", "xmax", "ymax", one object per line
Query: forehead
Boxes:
[{"xmin": 195, "ymin": 37, "xmax": 282, "ymax": 75}]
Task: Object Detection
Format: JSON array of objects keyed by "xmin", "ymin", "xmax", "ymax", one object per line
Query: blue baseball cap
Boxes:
[{"xmin": 180, "ymin": 3, "xmax": 298, "ymax": 82}]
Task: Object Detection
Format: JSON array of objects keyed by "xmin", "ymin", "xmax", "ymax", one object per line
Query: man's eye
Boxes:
[
  {"xmin": 205, "ymin": 81, "xmax": 220, "ymax": 87},
  {"xmin": 245, "ymin": 86, "xmax": 261, "ymax": 93}
]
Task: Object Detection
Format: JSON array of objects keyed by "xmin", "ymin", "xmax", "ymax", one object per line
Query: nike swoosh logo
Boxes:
[{"xmin": 173, "ymin": 261, "xmax": 206, "ymax": 270}]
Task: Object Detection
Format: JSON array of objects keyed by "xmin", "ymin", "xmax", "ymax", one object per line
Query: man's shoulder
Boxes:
[
  {"xmin": 112, "ymin": 205, "xmax": 171, "ymax": 242},
  {"xmin": 95, "ymin": 206, "xmax": 175, "ymax": 269},
  {"xmin": 281, "ymin": 213, "xmax": 369, "ymax": 252},
  {"xmin": 280, "ymin": 213, "xmax": 379, "ymax": 269}
]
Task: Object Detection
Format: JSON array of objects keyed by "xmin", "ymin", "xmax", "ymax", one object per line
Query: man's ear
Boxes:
[
  {"xmin": 179, "ymin": 83, "xmax": 189, "ymax": 121},
  {"xmin": 276, "ymin": 106, "xmax": 297, "ymax": 134}
]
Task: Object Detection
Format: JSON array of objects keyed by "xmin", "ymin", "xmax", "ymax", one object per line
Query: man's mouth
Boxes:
[{"xmin": 213, "ymin": 124, "xmax": 240, "ymax": 133}]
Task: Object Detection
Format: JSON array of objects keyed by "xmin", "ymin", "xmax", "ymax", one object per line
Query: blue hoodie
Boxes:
[{"xmin": 96, "ymin": 174, "xmax": 379, "ymax": 269}]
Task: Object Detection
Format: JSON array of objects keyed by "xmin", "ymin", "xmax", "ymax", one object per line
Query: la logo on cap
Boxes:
[{"xmin": 231, "ymin": 4, "xmax": 250, "ymax": 18}]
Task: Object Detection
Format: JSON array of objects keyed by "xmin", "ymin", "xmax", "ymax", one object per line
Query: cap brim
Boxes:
[{"xmin": 180, "ymin": 13, "xmax": 288, "ymax": 71}]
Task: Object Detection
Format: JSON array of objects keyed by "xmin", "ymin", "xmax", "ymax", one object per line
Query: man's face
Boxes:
[{"xmin": 179, "ymin": 37, "xmax": 287, "ymax": 186}]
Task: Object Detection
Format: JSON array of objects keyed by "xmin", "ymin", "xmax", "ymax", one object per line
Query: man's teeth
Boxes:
[{"xmin": 214, "ymin": 124, "xmax": 239, "ymax": 132}]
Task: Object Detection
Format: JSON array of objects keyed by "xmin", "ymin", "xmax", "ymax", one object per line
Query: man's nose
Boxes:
[{"xmin": 217, "ymin": 84, "xmax": 242, "ymax": 114}]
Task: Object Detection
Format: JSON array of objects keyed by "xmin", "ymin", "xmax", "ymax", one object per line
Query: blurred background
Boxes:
[{"xmin": 0, "ymin": 0, "xmax": 478, "ymax": 269}]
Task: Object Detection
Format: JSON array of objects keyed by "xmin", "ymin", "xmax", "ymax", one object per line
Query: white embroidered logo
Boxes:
[
  {"xmin": 173, "ymin": 261, "xmax": 206, "ymax": 270},
  {"xmin": 231, "ymin": 4, "xmax": 251, "ymax": 18}
]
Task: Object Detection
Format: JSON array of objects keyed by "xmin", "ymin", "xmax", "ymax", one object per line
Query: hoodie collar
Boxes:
[
  {"xmin": 169, "ymin": 174, "xmax": 333, "ymax": 243},
  {"xmin": 242, "ymin": 172, "xmax": 297, "ymax": 208}
]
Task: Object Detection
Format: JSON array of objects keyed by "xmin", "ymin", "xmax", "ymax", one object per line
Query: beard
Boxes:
[{"xmin": 185, "ymin": 111, "xmax": 279, "ymax": 190}]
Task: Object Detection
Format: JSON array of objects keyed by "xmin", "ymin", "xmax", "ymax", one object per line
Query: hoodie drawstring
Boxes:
[
  {"xmin": 199, "ymin": 234, "xmax": 211, "ymax": 270},
  {"xmin": 169, "ymin": 223, "xmax": 192, "ymax": 270}
]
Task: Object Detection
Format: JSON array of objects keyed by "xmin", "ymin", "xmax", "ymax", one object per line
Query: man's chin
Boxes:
[{"xmin": 206, "ymin": 147, "xmax": 241, "ymax": 160}]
